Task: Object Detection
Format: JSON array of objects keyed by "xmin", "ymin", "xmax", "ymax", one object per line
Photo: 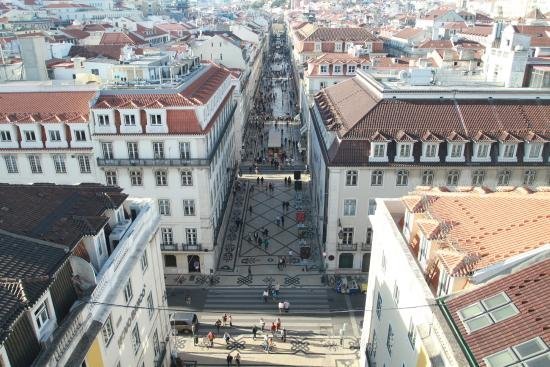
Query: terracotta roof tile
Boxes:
[
  {"xmin": 405, "ymin": 189, "xmax": 550, "ymax": 275},
  {"xmin": 444, "ymin": 258, "xmax": 550, "ymax": 367},
  {"xmin": 100, "ymin": 32, "xmax": 135, "ymax": 45}
]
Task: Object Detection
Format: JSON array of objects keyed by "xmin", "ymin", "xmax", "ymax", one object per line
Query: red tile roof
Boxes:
[
  {"xmin": 0, "ymin": 91, "xmax": 96, "ymax": 124},
  {"xmin": 100, "ymin": 32, "xmax": 135, "ymax": 45},
  {"xmin": 444, "ymin": 258, "xmax": 550, "ymax": 367}
]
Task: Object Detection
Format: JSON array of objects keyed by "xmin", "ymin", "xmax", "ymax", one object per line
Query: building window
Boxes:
[
  {"xmin": 49, "ymin": 130, "xmax": 61, "ymax": 142},
  {"xmin": 102, "ymin": 314, "xmax": 114, "ymax": 346},
  {"xmin": 129, "ymin": 170, "xmax": 142, "ymax": 186},
  {"xmin": 0, "ymin": 130, "xmax": 12, "ymax": 141},
  {"xmin": 123, "ymin": 279, "xmax": 133, "ymax": 303},
  {"xmin": 52, "ymin": 154, "xmax": 67, "ymax": 173},
  {"xmin": 320, "ymin": 65, "xmax": 328, "ymax": 73},
  {"xmin": 425, "ymin": 143, "xmax": 437, "ymax": 157},
  {"xmin": 348, "ymin": 65, "xmax": 356, "ymax": 73},
  {"xmin": 497, "ymin": 170, "xmax": 511, "ymax": 185},
  {"xmin": 158, "ymin": 199, "xmax": 170, "ymax": 215},
  {"xmin": 101, "ymin": 142, "xmax": 113, "ymax": 159},
  {"xmin": 503, "ymin": 144, "xmax": 516, "ymax": 158},
  {"xmin": 147, "ymin": 292, "xmax": 154, "ymax": 319},
  {"xmin": 450, "ymin": 144, "xmax": 463, "ymax": 158},
  {"xmin": 181, "ymin": 170, "xmax": 193, "ymax": 186},
  {"xmin": 76, "ymin": 155, "xmax": 91, "ymax": 173},
  {"xmin": 314, "ymin": 42, "xmax": 321, "ymax": 52},
  {"xmin": 124, "ymin": 114, "xmax": 136, "ymax": 125},
  {"xmin": 153, "ymin": 142, "xmax": 164, "ymax": 159},
  {"xmin": 91, "ymin": 68, "xmax": 99, "ymax": 75},
  {"xmin": 371, "ymin": 170, "xmax": 383, "ymax": 186},
  {"xmin": 127, "ymin": 142, "xmax": 139, "ymax": 159},
  {"xmin": 393, "ymin": 282, "xmax": 399, "ymax": 306},
  {"xmin": 528, "ymin": 143, "xmax": 542, "ymax": 159},
  {"xmin": 74, "ymin": 130, "xmax": 86, "ymax": 141},
  {"xmin": 161, "ymin": 228, "xmax": 173, "ymax": 245},
  {"xmin": 140, "ymin": 249, "xmax": 148, "ymax": 271},
  {"xmin": 408, "ymin": 318, "xmax": 416, "ymax": 348},
  {"xmin": 23, "ymin": 130, "xmax": 36, "ymax": 142},
  {"xmin": 155, "ymin": 170, "xmax": 168, "ymax": 186},
  {"xmin": 183, "ymin": 199, "xmax": 196, "ymax": 216},
  {"xmin": 376, "ymin": 292, "xmax": 382, "ymax": 319},
  {"xmin": 369, "ymin": 330, "xmax": 377, "ymax": 359},
  {"xmin": 97, "ymin": 114, "xmax": 110, "ymax": 126},
  {"xmin": 153, "ymin": 329, "xmax": 160, "ymax": 357},
  {"xmin": 180, "ymin": 142, "xmax": 191, "ymax": 159},
  {"xmin": 164, "ymin": 254, "xmax": 177, "ymax": 267},
  {"xmin": 477, "ymin": 144, "xmax": 489, "ymax": 158},
  {"xmin": 386, "ymin": 324, "xmax": 394, "ymax": 355},
  {"xmin": 150, "ymin": 114, "xmax": 162, "ymax": 125},
  {"xmin": 368, "ymin": 199, "xmax": 377, "ymax": 215},
  {"xmin": 346, "ymin": 170, "xmax": 358, "ymax": 186},
  {"xmin": 523, "ymin": 170, "xmax": 536, "ymax": 186},
  {"xmin": 342, "ymin": 227, "xmax": 354, "ymax": 245},
  {"xmin": 28, "ymin": 155, "xmax": 42, "ymax": 174},
  {"xmin": 34, "ymin": 301, "xmax": 50, "ymax": 330},
  {"xmin": 334, "ymin": 65, "xmax": 342, "ymax": 73},
  {"xmin": 4, "ymin": 155, "xmax": 17, "ymax": 173},
  {"xmin": 446, "ymin": 170, "xmax": 460, "ymax": 186},
  {"xmin": 458, "ymin": 291, "xmax": 519, "ymax": 333},
  {"xmin": 373, "ymin": 144, "xmax": 385, "ymax": 157},
  {"xmin": 131, "ymin": 323, "xmax": 141, "ymax": 353},
  {"xmin": 396, "ymin": 170, "xmax": 409, "ymax": 186},
  {"xmin": 472, "ymin": 170, "xmax": 486, "ymax": 186},
  {"xmin": 186, "ymin": 228, "xmax": 198, "ymax": 245},
  {"xmin": 398, "ymin": 143, "xmax": 411, "ymax": 158},
  {"xmin": 343, "ymin": 199, "xmax": 356, "ymax": 216},
  {"xmin": 421, "ymin": 170, "xmax": 434, "ymax": 185},
  {"xmin": 105, "ymin": 170, "xmax": 117, "ymax": 186}
]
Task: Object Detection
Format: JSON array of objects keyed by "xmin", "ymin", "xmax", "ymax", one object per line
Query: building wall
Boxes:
[{"xmin": 192, "ymin": 36, "xmax": 246, "ymax": 70}]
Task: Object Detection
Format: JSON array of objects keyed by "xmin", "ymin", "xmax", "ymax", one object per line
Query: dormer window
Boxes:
[
  {"xmin": 335, "ymin": 42, "xmax": 342, "ymax": 52},
  {"xmin": 314, "ymin": 42, "xmax": 321, "ymax": 52},
  {"xmin": 476, "ymin": 144, "xmax": 490, "ymax": 158},
  {"xmin": 450, "ymin": 144, "xmax": 463, "ymax": 158},
  {"xmin": 398, "ymin": 143, "xmax": 412, "ymax": 158},
  {"xmin": 0, "ymin": 131, "xmax": 11, "ymax": 142},
  {"xmin": 150, "ymin": 114, "xmax": 162, "ymax": 125},
  {"xmin": 373, "ymin": 143, "xmax": 386, "ymax": 158},
  {"xmin": 347, "ymin": 65, "xmax": 356, "ymax": 73},
  {"xmin": 334, "ymin": 65, "xmax": 342, "ymax": 73},
  {"xmin": 24, "ymin": 130, "xmax": 36, "ymax": 142},
  {"xmin": 49, "ymin": 130, "xmax": 61, "ymax": 141},
  {"xmin": 74, "ymin": 130, "xmax": 86, "ymax": 142},
  {"xmin": 320, "ymin": 65, "xmax": 328, "ymax": 73},
  {"xmin": 97, "ymin": 114, "xmax": 110, "ymax": 126},
  {"xmin": 502, "ymin": 144, "xmax": 516, "ymax": 158},
  {"xmin": 425, "ymin": 143, "xmax": 437, "ymax": 157},
  {"xmin": 525, "ymin": 142, "xmax": 543, "ymax": 162},
  {"xmin": 124, "ymin": 114, "xmax": 136, "ymax": 125}
]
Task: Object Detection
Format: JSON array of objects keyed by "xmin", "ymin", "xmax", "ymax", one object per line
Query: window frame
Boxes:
[
  {"xmin": 4, "ymin": 155, "xmax": 17, "ymax": 173},
  {"xmin": 161, "ymin": 227, "xmax": 174, "ymax": 245},
  {"xmin": 105, "ymin": 170, "xmax": 117, "ymax": 186},
  {"xmin": 52, "ymin": 154, "xmax": 67, "ymax": 174},
  {"xmin": 183, "ymin": 199, "xmax": 196, "ymax": 216},
  {"xmin": 78, "ymin": 155, "xmax": 91, "ymax": 174},
  {"xmin": 123, "ymin": 279, "xmax": 133, "ymax": 303},
  {"xmin": 343, "ymin": 199, "xmax": 357, "ymax": 216},
  {"xmin": 371, "ymin": 170, "xmax": 383, "ymax": 186},
  {"xmin": 28, "ymin": 155, "xmax": 43, "ymax": 174},
  {"xmin": 396, "ymin": 170, "xmax": 409, "ymax": 186},
  {"xmin": 129, "ymin": 170, "xmax": 143, "ymax": 186},
  {"xmin": 0, "ymin": 130, "xmax": 12, "ymax": 141},
  {"xmin": 34, "ymin": 301, "xmax": 50, "ymax": 330},
  {"xmin": 102, "ymin": 314, "xmax": 114, "ymax": 346},
  {"xmin": 155, "ymin": 170, "xmax": 168, "ymax": 186},
  {"xmin": 180, "ymin": 170, "xmax": 193, "ymax": 186},
  {"xmin": 158, "ymin": 199, "xmax": 171, "ymax": 216},
  {"xmin": 346, "ymin": 170, "xmax": 358, "ymax": 186}
]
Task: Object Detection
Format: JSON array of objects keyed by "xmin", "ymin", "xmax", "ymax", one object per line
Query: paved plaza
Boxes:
[{"xmin": 168, "ymin": 29, "xmax": 364, "ymax": 366}]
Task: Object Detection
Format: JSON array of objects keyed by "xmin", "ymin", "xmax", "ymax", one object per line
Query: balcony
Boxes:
[
  {"xmin": 161, "ymin": 242, "xmax": 203, "ymax": 252},
  {"xmin": 97, "ymin": 157, "xmax": 209, "ymax": 167},
  {"xmin": 337, "ymin": 243, "xmax": 357, "ymax": 251},
  {"xmin": 361, "ymin": 242, "xmax": 372, "ymax": 252}
]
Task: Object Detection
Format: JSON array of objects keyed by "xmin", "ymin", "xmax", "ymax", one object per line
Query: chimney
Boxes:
[{"xmin": 19, "ymin": 36, "xmax": 48, "ymax": 81}]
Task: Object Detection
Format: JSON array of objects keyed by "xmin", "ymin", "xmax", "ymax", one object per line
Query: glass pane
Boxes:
[
  {"xmin": 514, "ymin": 338, "xmax": 547, "ymax": 359},
  {"xmin": 465, "ymin": 314, "xmax": 493, "ymax": 332},
  {"xmin": 524, "ymin": 353, "xmax": 550, "ymax": 367},
  {"xmin": 482, "ymin": 292, "xmax": 510, "ymax": 310},
  {"xmin": 459, "ymin": 303, "xmax": 485, "ymax": 320},
  {"xmin": 485, "ymin": 349, "xmax": 518, "ymax": 367},
  {"xmin": 490, "ymin": 304, "xmax": 519, "ymax": 322}
]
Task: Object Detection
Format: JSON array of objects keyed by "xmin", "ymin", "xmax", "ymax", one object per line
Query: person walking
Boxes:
[
  {"xmin": 207, "ymin": 331, "xmax": 215, "ymax": 347},
  {"xmin": 284, "ymin": 300, "xmax": 290, "ymax": 313},
  {"xmin": 235, "ymin": 352, "xmax": 241, "ymax": 367},
  {"xmin": 215, "ymin": 319, "xmax": 222, "ymax": 334},
  {"xmin": 270, "ymin": 322, "xmax": 277, "ymax": 336},
  {"xmin": 262, "ymin": 289, "xmax": 269, "ymax": 303},
  {"xmin": 229, "ymin": 314, "xmax": 233, "ymax": 328},
  {"xmin": 278, "ymin": 301, "xmax": 284, "ymax": 314},
  {"xmin": 223, "ymin": 314, "xmax": 228, "ymax": 327},
  {"xmin": 339, "ymin": 327, "xmax": 344, "ymax": 346},
  {"xmin": 281, "ymin": 215, "xmax": 285, "ymax": 227},
  {"xmin": 275, "ymin": 283, "xmax": 280, "ymax": 297},
  {"xmin": 260, "ymin": 317, "xmax": 265, "ymax": 331},
  {"xmin": 248, "ymin": 265, "xmax": 252, "ymax": 276},
  {"xmin": 276, "ymin": 317, "xmax": 281, "ymax": 331},
  {"xmin": 194, "ymin": 332, "xmax": 199, "ymax": 346},
  {"xmin": 252, "ymin": 325, "xmax": 258, "ymax": 340},
  {"xmin": 224, "ymin": 331, "xmax": 231, "ymax": 344},
  {"xmin": 264, "ymin": 238, "xmax": 269, "ymax": 250},
  {"xmin": 226, "ymin": 353, "xmax": 233, "ymax": 366}
]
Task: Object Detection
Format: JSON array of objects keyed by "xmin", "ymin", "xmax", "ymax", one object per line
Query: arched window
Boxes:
[
  {"xmin": 371, "ymin": 170, "xmax": 383, "ymax": 186},
  {"xmin": 421, "ymin": 170, "xmax": 434, "ymax": 185},
  {"xmin": 446, "ymin": 170, "xmax": 460, "ymax": 186},
  {"xmin": 396, "ymin": 170, "xmax": 409, "ymax": 186},
  {"xmin": 497, "ymin": 170, "xmax": 511, "ymax": 185}
]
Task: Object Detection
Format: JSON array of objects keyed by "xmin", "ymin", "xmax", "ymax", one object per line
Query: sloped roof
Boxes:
[{"xmin": 444, "ymin": 258, "xmax": 550, "ymax": 367}]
